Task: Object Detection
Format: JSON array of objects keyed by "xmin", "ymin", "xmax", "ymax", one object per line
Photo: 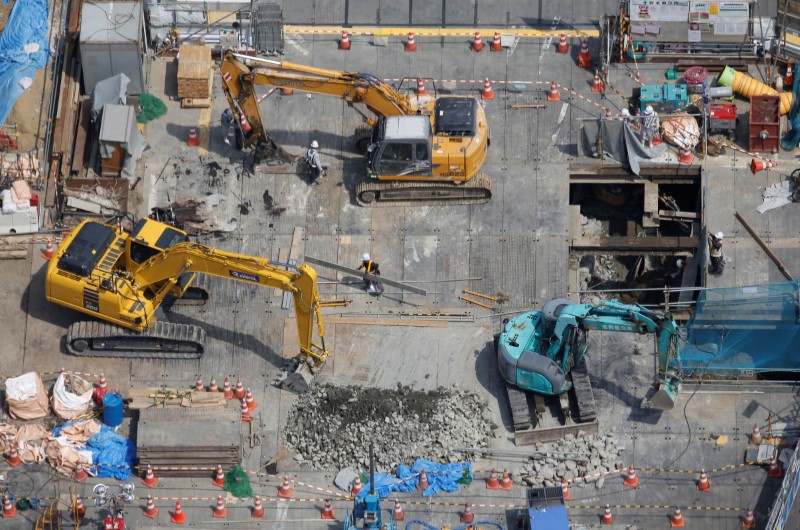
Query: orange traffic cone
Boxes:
[
  {"xmin": 591, "ymin": 71, "xmax": 604, "ymax": 92},
  {"xmin": 751, "ymin": 425, "xmax": 763, "ymax": 445},
  {"xmin": 74, "ymin": 496, "xmax": 86, "ymax": 517},
  {"xmin": 281, "ymin": 87, "xmax": 293, "ymax": 96},
  {"xmin": 321, "ymin": 498, "xmax": 335, "ymax": 520},
  {"xmin": 186, "ymin": 127, "xmax": 201, "ymax": 147},
  {"xmin": 6, "ymin": 445, "xmax": 21, "ymax": 467},
  {"xmin": 252, "ymin": 496, "xmax": 265, "ymax": 518},
  {"xmin": 471, "ymin": 32, "xmax": 483, "ymax": 52},
  {"xmin": 416, "ymin": 79, "xmax": 428, "ymax": 96},
  {"xmin": 623, "ymin": 465, "xmax": 639, "ymax": 488},
  {"xmin": 3, "ymin": 495, "xmax": 16, "ymax": 519},
  {"xmin": 561, "ymin": 478, "xmax": 571, "ymax": 501},
  {"xmin": 557, "ymin": 34, "xmax": 568, "ymax": 53},
  {"xmin": 339, "ymin": 30, "xmax": 351, "ymax": 50},
  {"xmin": 405, "ymin": 32, "xmax": 417, "ymax": 52},
  {"xmin": 393, "ymin": 500, "xmax": 405, "ymax": 521},
  {"xmin": 212, "ymin": 496, "xmax": 227, "ymax": 519},
  {"xmin": 696, "ymin": 469, "xmax": 711, "ymax": 491},
  {"xmin": 461, "ymin": 502, "xmax": 475, "ymax": 523},
  {"xmin": 213, "ymin": 465, "xmax": 226, "ymax": 488},
  {"xmin": 245, "ymin": 388, "xmax": 258, "ymax": 411},
  {"xmin": 486, "ymin": 468, "xmax": 501, "ymax": 489},
  {"xmin": 499, "ymin": 469, "xmax": 513, "ymax": 491},
  {"xmin": 74, "ymin": 462, "xmax": 89, "ymax": 483},
  {"xmin": 547, "ymin": 82, "xmax": 560, "ymax": 102},
  {"xmin": 670, "ymin": 507, "xmax": 685, "ymax": 527},
  {"xmin": 678, "ymin": 146, "xmax": 693, "ymax": 164},
  {"xmin": 171, "ymin": 500, "xmax": 186, "ymax": 524},
  {"xmin": 481, "ymin": 78, "xmax": 495, "ymax": 101},
  {"xmin": 741, "ymin": 506, "xmax": 755, "ymax": 528},
  {"xmin": 418, "ymin": 469, "xmax": 430, "ymax": 490},
  {"xmin": 601, "ymin": 504, "xmax": 613, "ymax": 524},
  {"xmin": 208, "ymin": 378, "xmax": 219, "ymax": 392},
  {"xmin": 42, "ymin": 239, "xmax": 55, "ymax": 260},
  {"xmin": 94, "ymin": 373, "xmax": 109, "ymax": 405},
  {"xmin": 769, "ymin": 456, "xmax": 783, "ymax": 478},
  {"xmin": 195, "ymin": 376, "xmax": 204, "ymax": 391},
  {"xmin": 143, "ymin": 464, "xmax": 159, "ymax": 488},
  {"xmin": 239, "ymin": 115, "xmax": 252, "ymax": 135},
  {"xmin": 223, "ymin": 377, "xmax": 234, "ymax": 400},
  {"xmin": 144, "ymin": 495, "xmax": 159, "ymax": 519},
  {"xmin": 785, "ymin": 61, "xmax": 794, "ymax": 87},
  {"xmin": 750, "ymin": 158, "xmax": 775, "ymax": 174},
  {"xmin": 235, "ymin": 378, "xmax": 245, "ymax": 399},
  {"xmin": 351, "ymin": 476, "xmax": 363, "ymax": 495},
  {"xmin": 241, "ymin": 399, "xmax": 252, "ymax": 423},
  {"xmin": 490, "ymin": 32, "xmax": 502, "ymax": 51},
  {"xmin": 577, "ymin": 38, "xmax": 592, "ymax": 69},
  {"xmin": 278, "ymin": 476, "xmax": 293, "ymax": 498}
]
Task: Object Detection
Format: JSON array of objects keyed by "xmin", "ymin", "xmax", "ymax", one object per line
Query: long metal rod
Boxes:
[
  {"xmin": 317, "ymin": 277, "xmax": 480, "ymax": 285},
  {"xmin": 304, "ymin": 256, "xmax": 427, "ymax": 295}
]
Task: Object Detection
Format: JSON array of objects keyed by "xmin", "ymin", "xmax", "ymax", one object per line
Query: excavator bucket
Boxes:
[
  {"xmin": 279, "ymin": 361, "xmax": 317, "ymax": 393},
  {"xmin": 649, "ymin": 379, "xmax": 680, "ymax": 410}
]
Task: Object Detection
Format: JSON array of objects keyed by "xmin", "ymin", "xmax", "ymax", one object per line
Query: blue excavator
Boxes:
[
  {"xmin": 496, "ymin": 298, "xmax": 684, "ymax": 432},
  {"xmin": 781, "ymin": 68, "xmax": 800, "ymax": 151}
]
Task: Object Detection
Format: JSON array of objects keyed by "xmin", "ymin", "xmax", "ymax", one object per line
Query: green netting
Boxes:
[
  {"xmin": 223, "ymin": 466, "xmax": 253, "ymax": 498},
  {"xmin": 456, "ymin": 468, "xmax": 473, "ymax": 485},
  {"xmin": 137, "ymin": 93, "xmax": 167, "ymax": 124}
]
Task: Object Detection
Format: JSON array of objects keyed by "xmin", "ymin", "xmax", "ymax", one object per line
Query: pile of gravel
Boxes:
[{"xmin": 284, "ymin": 384, "xmax": 495, "ymax": 470}]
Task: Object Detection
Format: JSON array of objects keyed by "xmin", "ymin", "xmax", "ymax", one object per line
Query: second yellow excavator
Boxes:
[{"xmin": 220, "ymin": 51, "xmax": 492, "ymax": 205}]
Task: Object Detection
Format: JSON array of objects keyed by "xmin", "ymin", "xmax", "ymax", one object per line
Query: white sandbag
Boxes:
[
  {"xmin": 6, "ymin": 372, "xmax": 39, "ymax": 400},
  {"xmin": 51, "ymin": 372, "xmax": 94, "ymax": 419},
  {"xmin": 6, "ymin": 372, "xmax": 49, "ymax": 420},
  {"xmin": 1, "ymin": 189, "xmax": 16, "ymax": 214}
]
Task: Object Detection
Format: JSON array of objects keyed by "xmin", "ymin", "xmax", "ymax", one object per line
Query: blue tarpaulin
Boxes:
[
  {"xmin": 53, "ymin": 421, "xmax": 137, "ymax": 480},
  {"xmin": 357, "ymin": 459, "xmax": 473, "ymax": 498},
  {"xmin": 0, "ymin": 0, "xmax": 50, "ymax": 127}
]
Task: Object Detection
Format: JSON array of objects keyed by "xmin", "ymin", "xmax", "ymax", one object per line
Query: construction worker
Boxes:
[
  {"xmin": 357, "ymin": 253, "xmax": 382, "ymax": 292},
  {"xmin": 708, "ymin": 232, "xmax": 724, "ymax": 275},
  {"xmin": 619, "ymin": 108, "xmax": 631, "ymax": 124},
  {"xmin": 642, "ymin": 106, "xmax": 659, "ymax": 148},
  {"xmin": 304, "ymin": 140, "xmax": 328, "ymax": 182},
  {"xmin": 667, "ymin": 258, "xmax": 685, "ymax": 281},
  {"xmin": 221, "ymin": 108, "xmax": 235, "ymax": 145}
]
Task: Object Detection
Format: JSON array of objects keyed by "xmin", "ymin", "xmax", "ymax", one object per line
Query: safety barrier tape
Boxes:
[
  {"xmin": 567, "ymin": 504, "xmax": 742, "ymax": 512},
  {"xmin": 283, "ymin": 25, "xmax": 599, "ymax": 39}
]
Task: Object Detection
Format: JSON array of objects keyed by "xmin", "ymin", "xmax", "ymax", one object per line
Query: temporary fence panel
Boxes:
[{"xmin": 766, "ymin": 447, "xmax": 800, "ymax": 530}]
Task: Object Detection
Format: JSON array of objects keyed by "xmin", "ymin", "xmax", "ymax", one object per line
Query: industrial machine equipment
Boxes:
[
  {"xmin": 345, "ymin": 444, "xmax": 395, "ymax": 530},
  {"xmin": 707, "ymin": 103, "xmax": 737, "ymax": 140},
  {"xmin": 45, "ymin": 217, "xmax": 327, "ymax": 392},
  {"xmin": 219, "ymin": 51, "xmax": 492, "ymax": 205},
  {"xmin": 496, "ymin": 298, "xmax": 684, "ymax": 433},
  {"xmin": 637, "ymin": 83, "xmax": 688, "ymax": 113}
]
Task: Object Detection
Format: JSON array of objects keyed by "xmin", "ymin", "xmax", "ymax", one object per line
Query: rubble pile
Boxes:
[{"xmin": 284, "ymin": 385, "xmax": 494, "ymax": 470}]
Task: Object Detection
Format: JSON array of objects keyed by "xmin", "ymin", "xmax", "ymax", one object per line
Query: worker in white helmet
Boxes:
[
  {"xmin": 708, "ymin": 231, "xmax": 724, "ymax": 275},
  {"xmin": 304, "ymin": 140, "xmax": 327, "ymax": 183},
  {"xmin": 667, "ymin": 258, "xmax": 686, "ymax": 281},
  {"xmin": 357, "ymin": 252, "xmax": 383, "ymax": 293},
  {"xmin": 642, "ymin": 105, "xmax": 660, "ymax": 148}
]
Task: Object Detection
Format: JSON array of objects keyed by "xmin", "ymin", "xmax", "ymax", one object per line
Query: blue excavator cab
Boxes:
[{"xmin": 781, "ymin": 70, "xmax": 800, "ymax": 151}]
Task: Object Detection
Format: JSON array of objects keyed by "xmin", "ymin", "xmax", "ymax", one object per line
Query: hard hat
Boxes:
[
  {"xmin": 715, "ymin": 232, "xmax": 724, "ymax": 240},
  {"xmin": 361, "ymin": 253, "xmax": 371, "ymax": 261},
  {"xmin": 676, "ymin": 259, "xmax": 684, "ymax": 268},
  {"xmin": 644, "ymin": 106, "xmax": 654, "ymax": 115},
  {"xmin": 620, "ymin": 108, "xmax": 630, "ymax": 117},
  {"xmin": 310, "ymin": 140, "xmax": 319, "ymax": 149}
]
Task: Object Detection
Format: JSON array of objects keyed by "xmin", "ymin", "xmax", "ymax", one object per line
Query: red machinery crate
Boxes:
[
  {"xmin": 749, "ymin": 95, "xmax": 780, "ymax": 153},
  {"xmin": 708, "ymin": 103, "xmax": 737, "ymax": 137}
]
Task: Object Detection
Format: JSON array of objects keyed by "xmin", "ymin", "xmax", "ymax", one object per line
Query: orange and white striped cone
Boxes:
[
  {"xmin": 245, "ymin": 388, "xmax": 258, "ymax": 411},
  {"xmin": 393, "ymin": 500, "xmax": 405, "ymax": 521},
  {"xmin": 591, "ymin": 71, "xmax": 604, "ymax": 92},
  {"xmin": 239, "ymin": 115, "xmax": 252, "ymax": 135},
  {"xmin": 74, "ymin": 462, "xmax": 89, "ymax": 483},
  {"xmin": 623, "ymin": 465, "xmax": 639, "ymax": 488},
  {"xmin": 351, "ymin": 476, "xmax": 363, "ymax": 495},
  {"xmin": 486, "ymin": 467, "xmax": 501, "ymax": 489},
  {"xmin": 281, "ymin": 87, "xmax": 293, "ymax": 96},
  {"xmin": 696, "ymin": 469, "xmax": 711, "ymax": 491},
  {"xmin": 241, "ymin": 399, "xmax": 252, "ymax": 423},
  {"xmin": 144, "ymin": 495, "xmax": 159, "ymax": 519},
  {"xmin": 678, "ymin": 146, "xmax": 693, "ymax": 164},
  {"xmin": 251, "ymin": 496, "xmax": 265, "ymax": 518},
  {"xmin": 490, "ymin": 32, "xmax": 502, "ymax": 51},
  {"xmin": 74, "ymin": 496, "xmax": 86, "ymax": 518},
  {"xmin": 785, "ymin": 62, "xmax": 794, "ymax": 87},
  {"xmin": 3, "ymin": 495, "xmax": 16, "ymax": 519},
  {"xmin": 751, "ymin": 425, "xmax": 763, "ymax": 445},
  {"xmin": 278, "ymin": 476, "xmax": 293, "ymax": 498},
  {"xmin": 208, "ymin": 378, "xmax": 219, "ymax": 392},
  {"xmin": 557, "ymin": 33, "xmax": 568, "ymax": 53},
  {"xmin": 186, "ymin": 126, "xmax": 201, "ymax": 147},
  {"xmin": 471, "ymin": 31, "xmax": 483, "ymax": 52},
  {"xmin": 461, "ymin": 502, "xmax": 475, "ymax": 524},
  {"xmin": 234, "ymin": 378, "xmax": 245, "ymax": 399},
  {"xmin": 223, "ymin": 377, "xmax": 234, "ymax": 400},
  {"xmin": 6, "ymin": 445, "xmax": 21, "ymax": 467},
  {"xmin": 143, "ymin": 464, "xmax": 159, "ymax": 488},
  {"xmin": 601, "ymin": 504, "xmax": 613, "ymax": 525},
  {"xmin": 195, "ymin": 376, "xmax": 204, "ymax": 392},
  {"xmin": 499, "ymin": 469, "xmax": 513, "ymax": 491},
  {"xmin": 418, "ymin": 469, "xmax": 430, "ymax": 490},
  {"xmin": 670, "ymin": 507, "xmax": 685, "ymax": 527},
  {"xmin": 547, "ymin": 82, "xmax": 560, "ymax": 102},
  {"xmin": 171, "ymin": 500, "xmax": 186, "ymax": 524},
  {"xmin": 213, "ymin": 465, "xmax": 226, "ymax": 488},
  {"xmin": 577, "ymin": 38, "xmax": 592, "ymax": 69},
  {"xmin": 321, "ymin": 498, "xmax": 335, "ymax": 520},
  {"xmin": 339, "ymin": 30, "xmax": 351, "ymax": 50},
  {"xmin": 42, "ymin": 239, "xmax": 55, "ymax": 260},
  {"xmin": 416, "ymin": 79, "xmax": 428, "ymax": 96},
  {"xmin": 212, "ymin": 496, "xmax": 227, "ymax": 519},
  {"xmin": 741, "ymin": 506, "xmax": 755, "ymax": 528},
  {"xmin": 561, "ymin": 478, "xmax": 571, "ymax": 501},
  {"xmin": 405, "ymin": 32, "xmax": 417, "ymax": 52},
  {"xmin": 769, "ymin": 456, "xmax": 783, "ymax": 478},
  {"xmin": 750, "ymin": 158, "xmax": 775, "ymax": 174},
  {"xmin": 481, "ymin": 78, "xmax": 495, "ymax": 101}
]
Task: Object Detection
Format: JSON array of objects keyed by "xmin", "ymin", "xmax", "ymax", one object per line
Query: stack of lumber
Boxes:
[
  {"xmin": 0, "ymin": 236, "xmax": 29, "ymax": 259},
  {"xmin": 177, "ymin": 43, "xmax": 213, "ymax": 108},
  {"xmin": 137, "ymin": 407, "xmax": 241, "ymax": 477},
  {"xmin": 127, "ymin": 387, "xmax": 229, "ymax": 409}
]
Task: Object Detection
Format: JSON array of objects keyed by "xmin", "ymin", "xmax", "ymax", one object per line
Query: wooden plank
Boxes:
[
  {"xmin": 735, "ymin": 211, "xmax": 794, "ymax": 281},
  {"xmin": 288, "ymin": 226, "xmax": 305, "ymax": 263},
  {"xmin": 177, "ymin": 44, "xmax": 213, "ymax": 98},
  {"xmin": 274, "ymin": 247, "xmax": 289, "ymax": 297},
  {"xmin": 70, "ymin": 100, "xmax": 90, "ymax": 175},
  {"xmin": 326, "ymin": 317, "xmax": 448, "ymax": 327},
  {"xmin": 658, "ymin": 210, "xmax": 698, "ymax": 220}
]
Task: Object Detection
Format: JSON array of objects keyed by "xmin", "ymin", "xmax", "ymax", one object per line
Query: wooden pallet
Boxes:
[{"xmin": 177, "ymin": 43, "xmax": 213, "ymax": 98}]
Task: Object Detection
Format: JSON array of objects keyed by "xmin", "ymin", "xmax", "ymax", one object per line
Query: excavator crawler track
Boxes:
[
  {"xmin": 66, "ymin": 321, "xmax": 206, "ymax": 359},
  {"xmin": 505, "ymin": 383, "xmax": 533, "ymax": 431},
  {"xmin": 570, "ymin": 357, "xmax": 597, "ymax": 423},
  {"xmin": 356, "ymin": 173, "xmax": 492, "ymax": 206}
]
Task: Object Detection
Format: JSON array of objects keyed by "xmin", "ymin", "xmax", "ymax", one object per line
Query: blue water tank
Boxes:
[{"xmin": 102, "ymin": 392, "xmax": 123, "ymax": 427}]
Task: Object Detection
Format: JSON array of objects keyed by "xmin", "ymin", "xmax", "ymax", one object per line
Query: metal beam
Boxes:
[
  {"xmin": 569, "ymin": 236, "xmax": 699, "ymax": 251},
  {"xmin": 735, "ymin": 212, "xmax": 794, "ymax": 281},
  {"xmin": 569, "ymin": 163, "xmax": 702, "ymax": 178},
  {"xmin": 304, "ymin": 256, "xmax": 428, "ymax": 296}
]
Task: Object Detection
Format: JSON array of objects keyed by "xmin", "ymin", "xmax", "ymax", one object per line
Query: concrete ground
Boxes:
[{"xmin": 2, "ymin": 1, "xmax": 800, "ymax": 529}]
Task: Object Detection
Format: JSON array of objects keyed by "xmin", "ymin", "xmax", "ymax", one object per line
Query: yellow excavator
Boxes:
[
  {"xmin": 220, "ymin": 51, "xmax": 492, "ymax": 204},
  {"xmin": 45, "ymin": 217, "xmax": 327, "ymax": 392}
]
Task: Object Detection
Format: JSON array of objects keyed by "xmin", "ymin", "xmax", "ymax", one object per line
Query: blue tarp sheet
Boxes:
[
  {"xmin": 357, "ymin": 459, "xmax": 473, "ymax": 498},
  {"xmin": 53, "ymin": 421, "xmax": 137, "ymax": 480},
  {"xmin": 0, "ymin": 0, "xmax": 50, "ymax": 127}
]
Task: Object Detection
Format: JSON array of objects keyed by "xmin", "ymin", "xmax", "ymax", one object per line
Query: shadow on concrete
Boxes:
[
  {"xmin": 474, "ymin": 337, "xmax": 516, "ymax": 433},
  {"xmin": 163, "ymin": 59, "xmax": 179, "ymax": 99}
]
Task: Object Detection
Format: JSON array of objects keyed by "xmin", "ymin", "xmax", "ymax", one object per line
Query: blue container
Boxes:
[{"xmin": 102, "ymin": 392, "xmax": 123, "ymax": 427}]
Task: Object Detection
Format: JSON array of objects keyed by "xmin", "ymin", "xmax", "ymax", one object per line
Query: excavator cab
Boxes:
[{"xmin": 366, "ymin": 116, "xmax": 432, "ymax": 178}]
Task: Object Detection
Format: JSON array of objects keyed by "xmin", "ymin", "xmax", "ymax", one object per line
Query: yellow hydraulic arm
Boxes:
[{"xmin": 131, "ymin": 242, "xmax": 327, "ymax": 367}]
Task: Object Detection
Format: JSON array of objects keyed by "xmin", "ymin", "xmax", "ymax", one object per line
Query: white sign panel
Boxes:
[
  {"xmin": 631, "ymin": 0, "xmax": 691, "ymax": 22},
  {"xmin": 689, "ymin": 1, "xmax": 749, "ymax": 22}
]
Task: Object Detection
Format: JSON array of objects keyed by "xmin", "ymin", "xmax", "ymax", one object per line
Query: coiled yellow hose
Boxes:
[{"xmin": 718, "ymin": 66, "xmax": 792, "ymax": 115}]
